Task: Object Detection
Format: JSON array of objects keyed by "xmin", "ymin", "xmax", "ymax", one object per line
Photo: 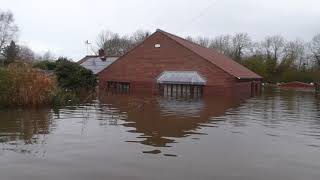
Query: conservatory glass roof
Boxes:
[{"xmin": 157, "ymin": 71, "xmax": 206, "ymax": 85}]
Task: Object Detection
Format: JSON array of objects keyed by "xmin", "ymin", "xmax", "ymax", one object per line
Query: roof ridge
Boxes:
[
  {"xmin": 157, "ymin": 30, "xmax": 241, "ymax": 78},
  {"xmin": 158, "ymin": 29, "xmax": 262, "ymax": 79},
  {"xmin": 157, "ymin": 29, "xmax": 209, "ymax": 49}
]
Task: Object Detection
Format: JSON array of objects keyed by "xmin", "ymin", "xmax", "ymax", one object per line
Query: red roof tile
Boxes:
[{"xmin": 158, "ymin": 30, "xmax": 262, "ymax": 79}]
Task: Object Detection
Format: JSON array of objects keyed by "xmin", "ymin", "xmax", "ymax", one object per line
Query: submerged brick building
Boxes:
[{"xmin": 96, "ymin": 29, "xmax": 262, "ymax": 98}]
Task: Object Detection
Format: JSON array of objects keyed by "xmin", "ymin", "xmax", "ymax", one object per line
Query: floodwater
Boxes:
[{"xmin": 1, "ymin": 88, "xmax": 320, "ymax": 180}]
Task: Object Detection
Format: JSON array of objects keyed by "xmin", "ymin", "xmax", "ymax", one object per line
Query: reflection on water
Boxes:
[
  {"xmin": 0, "ymin": 108, "xmax": 53, "ymax": 155},
  {"xmin": 97, "ymin": 95, "xmax": 241, "ymax": 151},
  {"xmin": 0, "ymin": 88, "xmax": 320, "ymax": 180},
  {"xmin": 158, "ymin": 98, "xmax": 205, "ymax": 117}
]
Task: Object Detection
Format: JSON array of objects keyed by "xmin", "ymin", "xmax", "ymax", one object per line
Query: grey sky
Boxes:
[{"xmin": 2, "ymin": 0, "xmax": 320, "ymax": 60}]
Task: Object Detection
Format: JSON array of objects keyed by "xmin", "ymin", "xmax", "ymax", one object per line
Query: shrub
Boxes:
[
  {"xmin": 1, "ymin": 59, "xmax": 98, "ymax": 108},
  {"xmin": 0, "ymin": 68, "xmax": 13, "ymax": 106},
  {"xmin": 54, "ymin": 58, "xmax": 97, "ymax": 90},
  {"xmin": 0, "ymin": 63, "xmax": 56, "ymax": 107},
  {"xmin": 52, "ymin": 89, "xmax": 80, "ymax": 107},
  {"xmin": 242, "ymin": 55, "xmax": 267, "ymax": 78},
  {"xmin": 33, "ymin": 60, "xmax": 57, "ymax": 70}
]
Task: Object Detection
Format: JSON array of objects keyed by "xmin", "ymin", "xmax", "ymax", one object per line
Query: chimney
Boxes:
[{"xmin": 98, "ymin": 49, "xmax": 106, "ymax": 61}]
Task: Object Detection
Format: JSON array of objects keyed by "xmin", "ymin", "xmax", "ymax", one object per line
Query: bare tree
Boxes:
[
  {"xmin": 18, "ymin": 45, "xmax": 35, "ymax": 62},
  {"xmin": 209, "ymin": 34, "xmax": 233, "ymax": 56},
  {"xmin": 0, "ymin": 10, "xmax": 18, "ymax": 53},
  {"xmin": 195, "ymin": 36, "xmax": 210, "ymax": 47},
  {"xmin": 96, "ymin": 30, "xmax": 150, "ymax": 56},
  {"xmin": 42, "ymin": 51, "xmax": 55, "ymax": 61},
  {"xmin": 34, "ymin": 51, "xmax": 55, "ymax": 61},
  {"xmin": 130, "ymin": 30, "xmax": 150, "ymax": 46},
  {"xmin": 309, "ymin": 34, "xmax": 320, "ymax": 68},
  {"xmin": 261, "ymin": 35, "xmax": 285, "ymax": 61},
  {"xmin": 185, "ymin": 36, "xmax": 194, "ymax": 43},
  {"xmin": 96, "ymin": 31, "xmax": 130, "ymax": 56},
  {"xmin": 96, "ymin": 30, "xmax": 114, "ymax": 52},
  {"xmin": 283, "ymin": 39, "xmax": 306, "ymax": 69},
  {"xmin": 231, "ymin": 33, "xmax": 252, "ymax": 61},
  {"xmin": 186, "ymin": 33, "xmax": 251, "ymax": 61}
]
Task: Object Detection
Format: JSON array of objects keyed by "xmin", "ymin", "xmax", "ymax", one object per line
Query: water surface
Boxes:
[{"xmin": 1, "ymin": 88, "xmax": 320, "ymax": 180}]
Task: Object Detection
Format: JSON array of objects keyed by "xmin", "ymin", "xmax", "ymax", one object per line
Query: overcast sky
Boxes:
[{"xmin": 2, "ymin": 0, "xmax": 320, "ymax": 60}]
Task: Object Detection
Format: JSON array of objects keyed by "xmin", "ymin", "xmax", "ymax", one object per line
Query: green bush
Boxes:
[
  {"xmin": 33, "ymin": 57, "xmax": 97, "ymax": 91},
  {"xmin": 243, "ymin": 56, "xmax": 320, "ymax": 83},
  {"xmin": 242, "ymin": 55, "xmax": 267, "ymax": 78},
  {"xmin": 52, "ymin": 89, "xmax": 80, "ymax": 107},
  {"xmin": 33, "ymin": 60, "xmax": 57, "ymax": 70},
  {"xmin": 54, "ymin": 58, "xmax": 97, "ymax": 90}
]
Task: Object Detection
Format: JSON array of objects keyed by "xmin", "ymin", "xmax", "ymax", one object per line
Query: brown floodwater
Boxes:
[{"xmin": 1, "ymin": 88, "xmax": 320, "ymax": 180}]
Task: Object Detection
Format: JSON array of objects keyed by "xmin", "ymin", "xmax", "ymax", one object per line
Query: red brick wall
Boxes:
[
  {"xmin": 99, "ymin": 32, "xmax": 256, "ymax": 96},
  {"xmin": 203, "ymin": 81, "xmax": 260, "ymax": 98}
]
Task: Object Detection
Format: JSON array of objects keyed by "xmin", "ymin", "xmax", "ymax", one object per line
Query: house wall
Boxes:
[{"xmin": 99, "ymin": 32, "xmax": 259, "ymax": 97}]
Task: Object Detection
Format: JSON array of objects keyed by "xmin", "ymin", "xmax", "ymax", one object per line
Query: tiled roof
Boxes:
[
  {"xmin": 77, "ymin": 55, "xmax": 98, "ymax": 64},
  {"xmin": 157, "ymin": 71, "xmax": 206, "ymax": 85},
  {"xmin": 158, "ymin": 30, "xmax": 262, "ymax": 79},
  {"xmin": 79, "ymin": 56, "xmax": 119, "ymax": 74}
]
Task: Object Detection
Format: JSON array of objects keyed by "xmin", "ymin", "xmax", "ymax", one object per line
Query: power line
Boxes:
[{"xmin": 178, "ymin": 0, "xmax": 219, "ymax": 33}]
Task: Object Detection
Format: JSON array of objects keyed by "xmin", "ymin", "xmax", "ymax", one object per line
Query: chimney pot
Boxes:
[{"xmin": 98, "ymin": 49, "xmax": 106, "ymax": 61}]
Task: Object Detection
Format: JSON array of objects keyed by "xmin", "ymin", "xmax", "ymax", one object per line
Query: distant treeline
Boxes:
[
  {"xmin": 95, "ymin": 30, "xmax": 151, "ymax": 57},
  {"xmin": 186, "ymin": 33, "xmax": 320, "ymax": 83},
  {"xmin": 96, "ymin": 30, "xmax": 320, "ymax": 83}
]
